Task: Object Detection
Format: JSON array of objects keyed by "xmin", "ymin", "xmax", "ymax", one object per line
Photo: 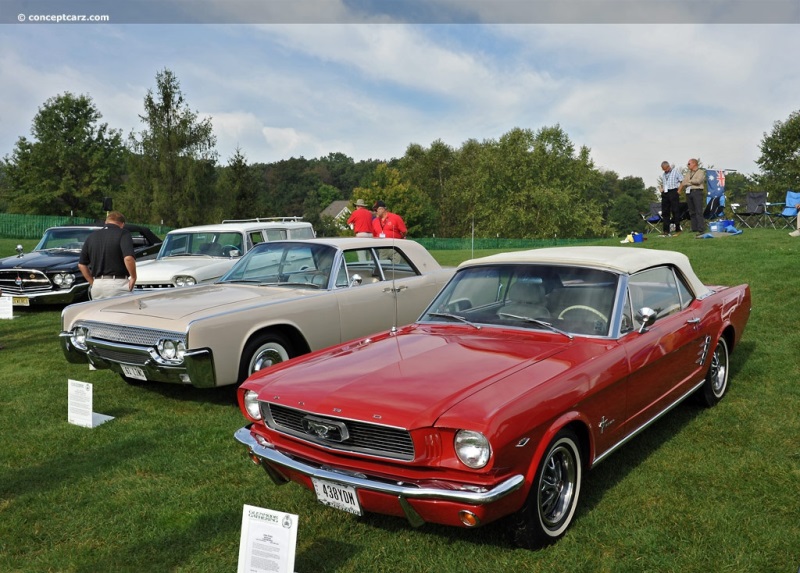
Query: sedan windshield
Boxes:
[
  {"xmin": 35, "ymin": 228, "xmax": 94, "ymax": 251},
  {"xmin": 220, "ymin": 242, "xmax": 336, "ymax": 289},
  {"xmin": 421, "ymin": 264, "xmax": 620, "ymax": 336},
  {"xmin": 158, "ymin": 231, "xmax": 245, "ymax": 259}
]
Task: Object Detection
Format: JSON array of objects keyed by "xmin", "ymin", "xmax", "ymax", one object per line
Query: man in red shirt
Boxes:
[
  {"xmin": 371, "ymin": 200, "xmax": 407, "ymax": 239},
  {"xmin": 347, "ymin": 199, "xmax": 374, "ymax": 237}
]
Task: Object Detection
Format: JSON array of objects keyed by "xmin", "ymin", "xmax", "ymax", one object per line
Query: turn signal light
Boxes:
[{"xmin": 458, "ymin": 510, "xmax": 480, "ymax": 527}]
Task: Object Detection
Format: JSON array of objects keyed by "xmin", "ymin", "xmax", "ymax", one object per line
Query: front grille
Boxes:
[
  {"xmin": 264, "ymin": 403, "xmax": 415, "ymax": 461},
  {"xmin": 0, "ymin": 269, "xmax": 53, "ymax": 295},
  {"xmin": 78, "ymin": 320, "xmax": 186, "ymax": 347},
  {"xmin": 93, "ymin": 347, "xmax": 149, "ymax": 365}
]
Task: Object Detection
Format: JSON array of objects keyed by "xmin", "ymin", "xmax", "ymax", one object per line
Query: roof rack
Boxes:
[{"xmin": 221, "ymin": 217, "xmax": 305, "ymax": 224}]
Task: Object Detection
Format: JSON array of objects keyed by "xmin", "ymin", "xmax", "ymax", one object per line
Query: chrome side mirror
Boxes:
[
  {"xmin": 349, "ymin": 274, "xmax": 363, "ymax": 287},
  {"xmin": 229, "ymin": 249, "xmax": 240, "ymax": 258},
  {"xmin": 16, "ymin": 244, "xmax": 24, "ymax": 257},
  {"xmin": 637, "ymin": 307, "xmax": 657, "ymax": 333}
]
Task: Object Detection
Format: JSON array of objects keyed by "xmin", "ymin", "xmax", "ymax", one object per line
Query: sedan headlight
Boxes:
[
  {"xmin": 174, "ymin": 275, "xmax": 196, "ymax": 287},
  {"xmin": 454, "ymin": 430, "xmax": 491, "ymax": 469},
  {"xmin": 156, "ymin": 339, "xmax": 187, "ymax": 362},
  {"xmin": 71, "ymin": 326, "xmax": 89, "ymax": 350},
  {"xmin": 52, "ymin": 273, "xmax": 75, "ymax": 288},
  {"xmin": 243, "ymin": 390, "xmax": 262, "ymax": 420}
]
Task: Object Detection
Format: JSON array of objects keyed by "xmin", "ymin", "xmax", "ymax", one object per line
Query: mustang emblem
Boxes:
[
  {"xmin": 301, "ymin": 416, "xmax": 349, "ymax": 442},
  {"xmin": 598, "ymin": 416, "xmax": 615, "ymax": 434}
]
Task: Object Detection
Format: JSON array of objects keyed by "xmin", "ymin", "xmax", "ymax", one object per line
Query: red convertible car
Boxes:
[{"xmin": 234, "ymin": 246, "xmax": 751, "ymax": 549}]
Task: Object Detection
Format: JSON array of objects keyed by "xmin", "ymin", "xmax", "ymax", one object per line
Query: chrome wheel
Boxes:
[
  {"xmin": 249, "ymin": 342, "xmax": 289, "ymax": 374},
  {"xmin": 239, "ymin": 333, "xmax": 293, "ymax": 383},
  {"xmin": 698, "ymin": 337, "xmax": 729, "ymax": 407},
  {"xmin": 538, "ymin": 439, "xmax": 579, "ymax": 531},
  {"xmin": 512, "ymin": 429, "xmax": 582, "ymax": 549}
]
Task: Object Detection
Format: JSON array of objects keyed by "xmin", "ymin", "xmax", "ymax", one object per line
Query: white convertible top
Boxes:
[{"xmin": 460, "ymin": 246, "xmax": 712, "ymax": 298}]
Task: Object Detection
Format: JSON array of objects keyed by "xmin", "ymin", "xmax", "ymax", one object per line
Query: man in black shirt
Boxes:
[{"xmin": 78, "ymin": 211, "xmax": 137, "ymax": 299}]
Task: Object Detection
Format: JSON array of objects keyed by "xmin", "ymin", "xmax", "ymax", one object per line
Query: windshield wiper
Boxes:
[
  {"xmin": 427, "ymin": 312, "xmax": 481, "ymax": 329},
  {"xmin": 275, "ymin": 281, "xmax": 323, "ymax": 289},
  {"xmin": 498, "ymin": 313, "xmax": 573, "ymax": 339}
]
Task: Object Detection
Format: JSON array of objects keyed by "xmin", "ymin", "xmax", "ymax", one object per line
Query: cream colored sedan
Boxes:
[{"xmin": 60, "ymin": 238, "xmax": 453, "ymax": 388}]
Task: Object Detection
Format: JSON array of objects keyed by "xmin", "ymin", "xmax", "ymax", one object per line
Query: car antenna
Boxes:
[{"xmin": 390, "ymin": 233, "xmax": 398, "ymax": 334}]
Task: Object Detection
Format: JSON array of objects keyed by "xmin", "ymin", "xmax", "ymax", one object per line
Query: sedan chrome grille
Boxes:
[
  {"xmin": 135, "ymin": 284, "xmax": 176, "ymax": 289},
  {"xmin": 0, "ymin": 269, "xmax": 52, "ymax": 295},
  {"xmin": 77, "ymin": 320, "xmax": 186, "ymax": 347},
  {"xmin": 93, "ymin": 347, "xmax": 149, "ymax": 365},
  {"xmin": 264, "ymin": 403, "xmax": 415, "ymax": 461}
]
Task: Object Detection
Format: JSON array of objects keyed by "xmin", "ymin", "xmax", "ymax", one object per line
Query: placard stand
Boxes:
[
  {"xmin": 237, "ymin": 504, "xmax": 298, "ymax": 573},
  {"xmin": 0, "ymin": 295, "xmax": 13, "ymax": 320},
  {"xmin": 68, "ymin": 379, "xmax": 114, "ymax": 428}
]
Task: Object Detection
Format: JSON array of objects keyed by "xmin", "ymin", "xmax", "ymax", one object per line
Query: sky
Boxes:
[{"xmin": 1, "ymin": 0, "xmax": 799, "ymax": 190}]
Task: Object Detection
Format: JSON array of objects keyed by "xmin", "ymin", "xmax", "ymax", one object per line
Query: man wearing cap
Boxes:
[
  {"xmin": 371, "ymin": 200, "xmax": 407, "ymax": 239},
  {"xmin": 347, "ymin": 199, "xmax": 374, "ymax": 237}
]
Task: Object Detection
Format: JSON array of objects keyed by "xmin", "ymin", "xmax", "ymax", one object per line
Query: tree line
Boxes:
[{"xmin": 2, "ymin": 68, "xmax": 797, "ymax": 238}]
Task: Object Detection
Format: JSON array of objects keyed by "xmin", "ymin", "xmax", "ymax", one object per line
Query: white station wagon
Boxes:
[{"xmin": 135, "ymin": 218, "xmax": 315, "ymax": 289}]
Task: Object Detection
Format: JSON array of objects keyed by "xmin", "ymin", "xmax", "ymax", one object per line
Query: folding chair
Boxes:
[
  {"xmin": 731, "ymin": 192, "xmax": 767, "ymax": 228},
  {"xmin": 640, "ymin": 202, "xmax": 662, "ymax": 234},
  {"xmin": 770, "ymin": 190, "xmax": 800, "ymax": 229}
]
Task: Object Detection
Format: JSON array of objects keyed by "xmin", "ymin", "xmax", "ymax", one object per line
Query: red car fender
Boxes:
[{"xmin": 521, "ymin": 410, "xmax": 593, "ymax": 486}]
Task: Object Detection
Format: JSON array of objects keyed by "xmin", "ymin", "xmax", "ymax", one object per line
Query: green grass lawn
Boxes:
[{"xmin": 0, "ymin": 231, "xmax": 798, "ymax": 572}]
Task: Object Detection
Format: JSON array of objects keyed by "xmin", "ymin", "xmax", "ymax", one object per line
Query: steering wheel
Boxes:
[
  {"xmin": 558, "ymin": 305, "xmax": 608, "ymax": 322},
  {"xmin": 221, "ymin": 244, "xmax": 240, "ymax": 257}
]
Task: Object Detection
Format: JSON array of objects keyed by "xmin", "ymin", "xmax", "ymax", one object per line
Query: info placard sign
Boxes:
[
  {"xmin": 67, "ymin": 379, "xmax": 114, "ymax": 428},
  {"xmin": 0, "ymin": 295, "xmax": 12, "ymax": 319},
  {"xmin": 237, "ymin": 504, "xmax": 298, "ymax": 573}
]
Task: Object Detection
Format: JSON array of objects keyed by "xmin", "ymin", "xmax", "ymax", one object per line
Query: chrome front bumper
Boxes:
[
  {"xmin": 234, "ymin": 425, "xmax": 525, "ymax": 527},
  {"xmin": 59, "ymin": 332, "xmax": 217, "ymax": 388}
]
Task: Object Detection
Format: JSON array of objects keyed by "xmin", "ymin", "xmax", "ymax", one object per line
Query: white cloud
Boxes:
[{"xmin": 1, "ymin": 21, "xmax": 798, "ymax": 188}]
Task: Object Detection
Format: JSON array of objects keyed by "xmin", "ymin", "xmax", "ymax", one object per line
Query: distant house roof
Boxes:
[{"xmin": 322, "ymin": 200, "xmax": 351, "ymax": 221}]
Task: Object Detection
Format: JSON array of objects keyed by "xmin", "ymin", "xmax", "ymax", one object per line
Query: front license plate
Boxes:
[
  {"xmin": 12, "ymin": 296, "xmax": 29, "ymax": 307},
  {"xmin": 312, "ymin": 478, "xmax": 362, "ymax": 516},
  {"xmin": 121, "ymin": 364, "xmax": 147, "ymax": 381}
]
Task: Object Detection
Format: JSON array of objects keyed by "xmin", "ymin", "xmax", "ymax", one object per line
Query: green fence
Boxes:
[
  {"xmin": 413, "ymin": 236, "xmax": 593, "ymax": 251},
  {"xmin": 1, "ymin": 213, "xmax": 593, "ymax": 251},
  {"xmin": 0, "ymin": 213, "xmax": 171, "ymax": 240}
]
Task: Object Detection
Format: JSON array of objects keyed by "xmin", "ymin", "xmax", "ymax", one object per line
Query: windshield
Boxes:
[
  {"xmin": 35, "ymin": 228, "xmax": 95, "ymax": 251},
  {"xmin": 219, "ymin": 242, "xmax": 336, "ymax": 288},
  {"xmin": 420, "ymin": 264, "xmax": 620, "ymax": 336},
  {"xmin": 158, "ymin": 231, "xmax": 245, "ymax": 259}
]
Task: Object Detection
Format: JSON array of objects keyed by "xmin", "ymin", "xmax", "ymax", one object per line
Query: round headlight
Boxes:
[
  {"xmin": 72, "ymin": 326, "xmax": 88, "ymax": 349},
  {"xmin": 243, "ymin": 390, "xmax": 262, "ymax": 420},
  {"xmin": 53, "ymin": 273, "xmax": 64, "ymax": 286},
  {"xmin": 62, "ymin": 273, "xmax": 75, "ymax": 287},
  {"xmin": 454, "ymin": 430, "xmax": 491, "ymax": 469},
  {"xmin": 176, "ymin": 341, "xmax": 187, "ymax": 360},
  {"xmin": 175, "ymin": 276, "xmax": 196, "ymax": 287},
  {"xmin": 158, "ymin": 339, "xmax": 177, "ymax": 360}
]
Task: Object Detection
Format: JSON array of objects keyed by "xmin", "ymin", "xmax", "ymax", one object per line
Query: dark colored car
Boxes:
[{"xmin": 0, "ymin": 224, "xmax": 162, "ymax": 306}]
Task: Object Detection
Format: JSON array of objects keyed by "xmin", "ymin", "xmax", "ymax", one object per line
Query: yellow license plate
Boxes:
[{"xmin": 12, "ymin": 297, "xmax": 30, "ymax": 307}]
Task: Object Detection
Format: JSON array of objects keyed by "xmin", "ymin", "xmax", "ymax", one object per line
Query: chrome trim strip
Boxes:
[
  {"xmin": 234, "ymin": 426, "xmax": 525, "ymax": 509},
  {"xmin": 593, "ymin": 379, "xmax": 704, "ymax": 466}
]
